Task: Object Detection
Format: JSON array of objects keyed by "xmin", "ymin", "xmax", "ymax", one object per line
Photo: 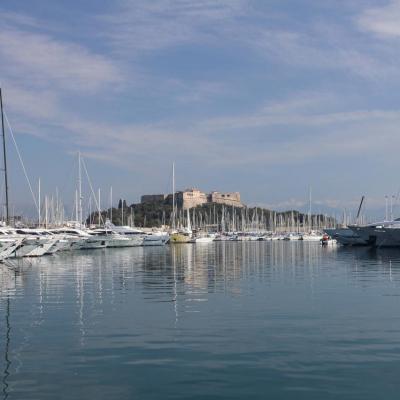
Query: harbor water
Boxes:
[{"xmin": 1, "ymin": 241, "xmax": 400, "ymax": 399}]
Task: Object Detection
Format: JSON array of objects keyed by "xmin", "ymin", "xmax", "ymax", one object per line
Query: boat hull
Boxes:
[{"xmin": 170, "ymin": 233, "xmax": 191, "ymax": 243}]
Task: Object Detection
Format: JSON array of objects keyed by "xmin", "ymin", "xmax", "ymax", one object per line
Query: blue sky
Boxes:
[{"xmin": 1, "ymin": 0, "xmax": 400, "ymax": 218}]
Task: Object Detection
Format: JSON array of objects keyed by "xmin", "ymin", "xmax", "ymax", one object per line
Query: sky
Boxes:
[{"xmin": 1, "ymin": 0, "xmax": 400, "ymax": 219}]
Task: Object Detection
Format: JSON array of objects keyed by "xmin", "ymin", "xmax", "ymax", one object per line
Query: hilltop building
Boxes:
[{"xmin": 141, "ymin": 188, "xmax": 244, "ymax": 209}]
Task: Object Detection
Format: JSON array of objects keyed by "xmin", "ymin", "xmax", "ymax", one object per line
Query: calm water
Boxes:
[{"xmin": 1, "ymin": 242, "xmax": 400, "ymax": 399}]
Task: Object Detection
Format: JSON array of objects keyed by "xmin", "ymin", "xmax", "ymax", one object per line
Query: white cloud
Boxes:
[
  {"xmin": 199, "ymin": 92, "xmax": 400, "ymax": 133},
  {"xmin": 3, "ymin": 5, "xmax": 400, "ymax": 186},
  {"xmin": 98, "ymin": 0, "xmax": 400, "ymax": 83},
  {"xmin": 4, "ymin": 85, "xmax": 62, "ymax": 121},
  {"xmin": 251, "ymin": 26, "xmax": 399, "ymax": 80},
  {"xmin": 1, "ymin": 11, "xmax": 40, "ymax": 29},
  {"xmin": 0, "ymin": 28, "xmax": 122, "ymax": 93},
  {"xmin": 101, "ymin": 0, "xmax": 249, "ymax": 52},
  {"xmin": 358, "ymin": 0, "xmax": 400, "ymax": 38}
]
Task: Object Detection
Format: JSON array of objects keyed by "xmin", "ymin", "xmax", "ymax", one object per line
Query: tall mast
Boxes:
[
  {"xmin": 110, "ymin": 186, "xmax": 113, "ymax": 223},
  {"xmin": 172, "ymin": 162, "xmax": 175, "ymax": 229},
  {"xmin": 121, "ymin": 198, "xmax": 124, "ymax": 226},
  {"xmin": 45, "ymin": 195, "xmax": 48, "ymax": 229},
  {"xmin": 75, "ymin": 189, "xmax": 78, "ymax": 222},
  {"xmin": 78, "ymin": 151, "xmax": 83, "ymax": 225},
  {"xmin": 308, "ymin": 186, "xmax": 312, "ymax": 231},
  {"xmin": 98, "ymin": 188, "xmax": 101, "ymax": 226},
  {"xmin": 89, "ymin": 195, "xmax": 92, "ymax": 226},
  {"xmin": 0, "ymin": 88, "xmax": 9, "ymax": 225},
  {"xmin": 38, "ymin": 178, "xmax": 41, "ymax": 227}
]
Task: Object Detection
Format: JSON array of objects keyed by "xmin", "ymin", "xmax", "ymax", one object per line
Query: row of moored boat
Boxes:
[{"xmin": 0, "ymin": 224, "xmax": 169, "ymax": 262}]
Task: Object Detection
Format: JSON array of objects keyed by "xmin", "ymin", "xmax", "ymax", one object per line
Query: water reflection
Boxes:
[
  {"xmin": 2, "ymin": 242, "xmax": 400, "ymax": 321},
  {"xmin": 1, "ymin": 242, "xmax": 400, "ymax": 399},
  {"xmin": 2, "ymin": 295, "xmax": 10, "ymax": 400}
]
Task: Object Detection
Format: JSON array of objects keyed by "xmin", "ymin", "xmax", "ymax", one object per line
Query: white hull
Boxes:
[
  {"xmin": 0, "ymin": 239, "xmax": 24, "ymax": 260},
  {"xmin": 302, "ymin": 235, "xmax": 323, "ymax": 241},
  {"xmin": 13, "ymin": 242, "xmax": 39, "ymax": 257},
  {"xmin": 79, "ymin": 239, "xmax": 107, "ymax": 250},
  {"xmin": 143, "ymin": 235, "xmax": 169, "ymax": 246},
  {"xmin": 25, "ymin": 239, "xmax": 58, "ymax": 257},
  {"xmin": 194, "ymin": 237, "xmax": 214, "ymax": 243},
  {"xmin": 106, "ymin": 237, "xmax": 140, "ymax": 248},
  {"xmin": 322, "ymin": 239, "xmax": 337, "ymax": 246}
]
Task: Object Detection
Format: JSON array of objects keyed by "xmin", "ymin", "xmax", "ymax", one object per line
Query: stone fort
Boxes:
[{"xmin": 141, "ymin": 188, "xmax": 244, "ymax": 209}]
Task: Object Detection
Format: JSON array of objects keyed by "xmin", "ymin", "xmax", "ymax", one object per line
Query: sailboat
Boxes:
[
  {"xmin": 301, "ymin": 187, "xmax": 323, "ymax": 241},
  {"xmin": 170, "ymin": 207, "xmax": 193, "ymax": 243},
  {"xmin": 168, "ymin": 162, "xmax": 191, "ymax": 243}
]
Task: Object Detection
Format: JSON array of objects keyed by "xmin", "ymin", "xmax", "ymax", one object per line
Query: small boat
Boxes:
[
  {"xmin": 284, "ymin": 233, "xmax": 302, "ymax": 241},
  {"xmin": 170, "ymin": 231, "xmax": 192, "ymax": 243},
  {"xmin": 301, "ymin": 231, "xmax": 323, "ymax": 241},
  {"xmin": 321, "ymin": 234, "xmax": 337, "ymax": 246},
  {"xmin": 170, "ymin": 208, "xmax": 192, "ymax": 243},
  {"xmin": 193, "ymin": 233, "xmax": 215, "ymax": 243}
]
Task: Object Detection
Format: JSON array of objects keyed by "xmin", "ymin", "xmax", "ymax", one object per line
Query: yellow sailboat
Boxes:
[{"xmin": 170, "ymin": 208, "xmax": 192, "ymax": 243}]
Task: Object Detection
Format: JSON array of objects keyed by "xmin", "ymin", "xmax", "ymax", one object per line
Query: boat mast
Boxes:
[
  {"xmin": 110, "ymin": 186, "xmax": 113, "ymax": 223},
  {"xmin": 121, "ymin": 198, "xmax": 124, "ymax": 225},
  {"xmin": 172, "ymin": 162, "xmax": 175, "ymax": 229},
  {"xmin": 98, "ymin": 188, "xmax": 101, "ymax": 226},
  {"xmin": 78, "ymin": 151, "xmax": 83, "ymax": 225},
  {"xmin": 38, "ymin": 178, "xmax": 41, "ymax": 227},
  {"xmin": 308, "ymin": 186, "xmax": 312, "ymax": 231},
  {"xmin": 75, "ymin": 189, "xmax": 78, "ymax": 222},
  {"xmin": 0, "ymin": 88, "xmax": 9, "ymax": 225},
  {"xmin": 45, "ymin": 195, "xmax": 48, "ymax": 229}
]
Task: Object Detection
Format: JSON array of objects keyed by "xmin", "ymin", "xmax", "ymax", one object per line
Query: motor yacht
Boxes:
[
  {"xmin": 324, "ymin": 228, "xmax": 367, "ymax": 246},
  {"xmin": 0, "ymin": 236, "xmax": 24, "ymax": 261},
  {"xmin": 51, "ymin": 228, "xmax": 106, "ymax": 250},
  {"xmin": 142, "ymin": 231, "xmax": 169, "ymax": 246},
  {"xmin": 88, "ymin": 229, "xmax": 137, "ymax": 248},
  {"xmin": 104, "ymin": 221, "xmax": 145, "ymax": 246},
  {"xmin": 8, "ymin": 228, "xmax": 59, "ymax": 257},
  {"xmin": 348, "ymin": 219, "xmax": 400, "ymax": 247}
]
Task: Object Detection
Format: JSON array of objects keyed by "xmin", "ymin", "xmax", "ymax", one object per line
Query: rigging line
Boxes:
[
  {"xmin": 81, "ymin": 157, "xmax": 104, "ymax": 225},
  {"xmin": 3, "ymin": 111, "xmax": 39, "ymax": 213}
]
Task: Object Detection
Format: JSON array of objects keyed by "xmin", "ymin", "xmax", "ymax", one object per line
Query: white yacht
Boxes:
[
  {"xmin": 301, "ymin": 231, "xmax": 324, "ymax": 241},
  {"xmin": 88, "ymin": 228, "xmax": 138, "ymax": 248},
  {"xmin": 143, "ymin": 231, "xmax": 170, "ymax": 246},
  {"xmin": 193, "ymin": 232, "xmax": 215, "ymax": 243},
  {"xmin": 51, "ymin": 227, "xmax": 106, "ymax": 250},
  {"xmin": 104, "ymin": 221, "xmax": 145, "ymax": 246},
  {"xmin": 0, "ymin": 236, "xmax": 24, "ymax": 261},
  {"xmin": 9, "ymin": 229, "xmax": 59, "ymax": 257}
]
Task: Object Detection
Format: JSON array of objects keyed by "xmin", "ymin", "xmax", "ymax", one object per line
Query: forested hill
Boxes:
[{"xmin": 87, "ymin": 200, "xmax": 336, "ymax": 231}]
